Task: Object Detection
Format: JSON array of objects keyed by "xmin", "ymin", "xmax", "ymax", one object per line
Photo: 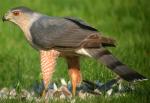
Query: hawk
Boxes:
[{"xmin": 3, "ymin": 6, "xmax": 147, "ymax": 96}]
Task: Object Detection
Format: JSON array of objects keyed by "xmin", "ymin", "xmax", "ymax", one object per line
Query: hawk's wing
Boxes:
[
  {"xmin": 30, "ymin": 16, "xmax": 115, "ymax": 50},
  {"xmin": 64, "ymin": 17, "xmax": 98, "ymax": 31}
]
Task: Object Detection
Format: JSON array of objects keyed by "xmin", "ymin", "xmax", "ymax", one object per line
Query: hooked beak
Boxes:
[
  {"xmin": 2, "ymin": 16, "xmax": 7, "ymax": 22},
  {"xmin": 2, "ymin": 12, "xmax": 10, "ymax": 22}
]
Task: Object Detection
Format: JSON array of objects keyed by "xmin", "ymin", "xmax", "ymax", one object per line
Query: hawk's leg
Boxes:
[
  {"xmin": 40, "ymin": 50, "xmax": 60, "ymax": 96},
  {"xmin": 66, "ymin": 56, "xmax": 82, "ymax": 96}
]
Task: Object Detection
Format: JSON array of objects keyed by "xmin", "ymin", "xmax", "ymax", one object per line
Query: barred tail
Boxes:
[{"xmin": 77, "ymin": 48, "xmax": 147, "ymax": 82}]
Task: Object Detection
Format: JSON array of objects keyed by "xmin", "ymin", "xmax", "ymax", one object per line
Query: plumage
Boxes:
[
  {"xmin": 30, "ymin": 16, "xmax": 115, "ymax": 50},
  {"xmin": 82, "ymin": 48, "xmax": 147, "ymax": 82},
  {"xmin": 10, "ymin": 6, "xmax": 33, "ymax": 13},
  {"xmin": 3, "ymin": 7, "xmax": 147, "ymax": 97},
  {"xmin": 64, "ymin": 17, "xmax": 98, "ymax": 31}
]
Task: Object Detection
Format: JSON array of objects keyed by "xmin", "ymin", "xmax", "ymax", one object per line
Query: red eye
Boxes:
[{"xmin": 13, "ymin": 11, "xmax": 20, "ymax": 16}]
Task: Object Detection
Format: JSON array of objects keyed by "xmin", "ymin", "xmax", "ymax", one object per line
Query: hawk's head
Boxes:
[{"xmin": 2, "ymin": 6, "xmax": 34, "ymax": 26}]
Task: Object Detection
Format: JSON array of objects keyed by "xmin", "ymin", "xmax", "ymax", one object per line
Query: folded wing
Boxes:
[{"xmin": 30, "ymin": 16, "xmax": 116, "ymax": 50}]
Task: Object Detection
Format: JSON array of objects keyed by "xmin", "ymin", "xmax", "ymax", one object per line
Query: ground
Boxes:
[{"xmin": 0, "ymin": 0, "xmax": 150, "ymax": 103}]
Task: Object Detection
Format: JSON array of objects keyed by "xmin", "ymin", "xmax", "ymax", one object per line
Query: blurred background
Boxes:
[{"xmin": 0, "ymin": 0, "xmax": 149, "ymax": 102}]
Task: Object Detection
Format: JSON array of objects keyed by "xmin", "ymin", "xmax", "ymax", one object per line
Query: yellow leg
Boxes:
[
  {"xmin": 66, "ymin": 56, "xmax": 82, "ymax": 96},
  {"xmin": 42, "ymin": 89, "xmax": 46, "ymax": 97},
  {"xmin": 40, "ymin": 50, "xmax": 60, "ymax": 97},
  {"xmin": 71, "ymin": 71, "xmax": 80, "ymax": 96}
]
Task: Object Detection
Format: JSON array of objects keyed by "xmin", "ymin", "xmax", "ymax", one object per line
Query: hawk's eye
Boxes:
[{"xmin": 13, "ymin": 11, "xmax": 20, "ymax": 16}]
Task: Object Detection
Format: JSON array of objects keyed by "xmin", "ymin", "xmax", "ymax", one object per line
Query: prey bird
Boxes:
[{"xmin": 2, "ymin": 6, "xmax": 147, "ymax": 96}]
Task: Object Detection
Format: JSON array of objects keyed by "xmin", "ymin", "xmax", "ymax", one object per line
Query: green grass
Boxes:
[{"xmin": 0, "ymin": 0, "xmax": 150, "ymax": 102}]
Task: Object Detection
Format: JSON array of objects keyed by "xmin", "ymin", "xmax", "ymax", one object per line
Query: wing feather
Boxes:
[{"xmin": 30, "ymin": 16, "xmax": 115, "ymax": 50}]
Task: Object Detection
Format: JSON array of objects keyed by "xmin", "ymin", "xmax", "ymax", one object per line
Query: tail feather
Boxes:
[{"xmin": 82, "ymin": 48, "xmax": 147, "ymax": 82}]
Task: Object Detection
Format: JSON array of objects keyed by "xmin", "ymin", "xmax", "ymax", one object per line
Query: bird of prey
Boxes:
[{"xmin": 3, "ymin": 6, "xmax": 147, "ymax": 96}]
